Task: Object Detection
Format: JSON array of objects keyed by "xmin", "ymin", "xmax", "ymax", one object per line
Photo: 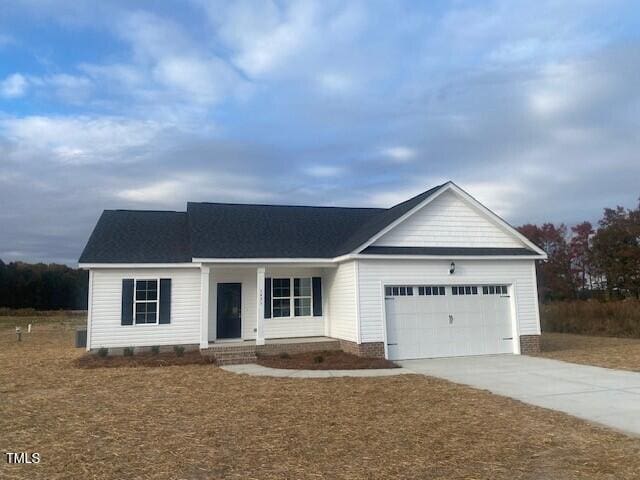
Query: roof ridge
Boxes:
[
  {"xmin": 106, "ymin": 209, "xmax": 186, "ymax": 214},
  {"xmin": 187, "ymin": 201, "xmax": 385, "ymax": 211},
  {"xmin": 387, "ymin": 182, "xmax": 448, "ymax": 210}
]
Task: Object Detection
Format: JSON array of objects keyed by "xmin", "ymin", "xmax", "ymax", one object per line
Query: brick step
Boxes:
[{"xmin": 214, "ymin": 352, "xmax": 258, "ymax": 366}]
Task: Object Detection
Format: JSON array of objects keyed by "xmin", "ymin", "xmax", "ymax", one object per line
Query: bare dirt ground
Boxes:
[
  {"xmin": 539, "ymin": 332, "xmax": 640, "ymax": 372},
  {"xmin": 3, "ymin": 319, "xmax": 640, "ymax": 479}
]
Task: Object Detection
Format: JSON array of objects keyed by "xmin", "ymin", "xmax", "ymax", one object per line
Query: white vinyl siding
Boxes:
[
  {"xmin": 357, "ymin": 259, "xmax": 540, "ymax": 343},
  {"xmin": 89, "ymin": 268, "xmax": 201, "ymax": 349},
  {"xmin": 373, "ymin": 190, "xmax": 523, "ymax": 248},
  {"xmin": 324, "ymin": 260, "xmax": 358, "ymax": 342}
]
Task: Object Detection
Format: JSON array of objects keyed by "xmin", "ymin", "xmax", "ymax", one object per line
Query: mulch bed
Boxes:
[
  {"xmin": 257, "ymin": 350, "xmax": 399, "ymax": 370},
  {"xmin": 74, "ymin": 350, "xmax": 217, "ymax": 368}
]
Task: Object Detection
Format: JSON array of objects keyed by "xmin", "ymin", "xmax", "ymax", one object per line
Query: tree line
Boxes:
[
  {"xmin": 0, "ymin": 260, "xmax": 88, "ymax": 310},
  {"xmin": 518, "ymin": 198, "xmax": 640, "ymax": 302}
]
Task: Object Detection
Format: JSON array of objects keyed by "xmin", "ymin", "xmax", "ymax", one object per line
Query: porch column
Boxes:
[
  {"xmin": 200, "ymin": 266, "xmax": 211, "ymax": 349},
  {"xmin": 256, "ymin": 266, "xmax": 266, "ymax": 345}
]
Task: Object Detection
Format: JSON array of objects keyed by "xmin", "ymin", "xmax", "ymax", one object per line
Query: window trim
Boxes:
[
  {"xmin": 271, "ymin": 276, "xmax": 315, "ymax": 318},
  {"xmin": 133, "ymin": 278, "xmax": 160, "ymax": 326}
]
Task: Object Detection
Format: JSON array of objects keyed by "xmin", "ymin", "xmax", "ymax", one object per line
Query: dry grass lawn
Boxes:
[
  {"xmin": 3, "ymin": 319, "xmax": 640, "ymax": 479},
  {"xmin": 540, "ymin": 332, "xmax": 640, "ymax": 372}
]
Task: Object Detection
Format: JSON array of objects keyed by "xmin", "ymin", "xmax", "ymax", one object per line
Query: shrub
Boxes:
[
  {"xmin": 151, "ymin": 345, "xmax": 160, "ymax": 355},
  {"xmin": 541, "ymin": 300, "xmax": 640, "ymax": 337},
  {"xmin": 97, "ymin": 348, "xmax": 108, "ymax": 358},
  {"xmin": 123, "ymin": 347, "xmax": 134, "ymax": 357},
  {"xmin": 174, "ymin": 345, "xmax": 185, "ymax": 357},
  {"xmin": 313, "ymin": 355, "xmax": 324, "ymax": 364},
  {"xmin": 278, "ymin": 352, "xmax": 291, "ymax": 359}
]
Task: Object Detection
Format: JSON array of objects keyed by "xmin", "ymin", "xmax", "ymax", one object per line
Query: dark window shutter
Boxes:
[
  {"xmin": 264, "ymin": 277, "xmax": 271, "ymax": 318},
  {"xmin": 312, "ymin": 277, "xmax": 322, "ymax": 316},
  {"xmin": 121, "ymin": 279, "xmax": 134, "ymax": 325},
  {"xmin": 159, "ymin": 278, "xmax": 171, "ymax": 324}
]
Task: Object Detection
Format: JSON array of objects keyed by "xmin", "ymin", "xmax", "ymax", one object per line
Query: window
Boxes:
[
  {"xmin": 452, "ymin": 285, "xmax": 479, "ymax": 295},
  {"xmin": 482, "ymin": 285, "xmax": 508, "ymax": 295},
  {"xmin": 386, "ymin": 285, "xmax": 448, "ymax": 297},
  {"xmin": 386, "ymin": 285, "xmax": 415, "ymax": 297},
  {"xmin": 294, "ymin": 278, "xmax": 312, "ymax": 316},
  {"xmin": 135, "ymin": 279, "xmax": 158, "ymax": 324},
  {"xmin": 272, "ymin": 277, "xmax": 314, "ymax": 317},
  {"xmin": 272, "ymin": 278, "xmax": 291, "ymax": 317}
]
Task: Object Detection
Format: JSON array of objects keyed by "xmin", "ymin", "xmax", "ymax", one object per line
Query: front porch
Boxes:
[
  {"xmin": 198, "ymin": 264, "xmax": 334, "ymax": 349},
  {"xmin": 201, "ymin": 336, "xmax": 342, "ymax": 365}
]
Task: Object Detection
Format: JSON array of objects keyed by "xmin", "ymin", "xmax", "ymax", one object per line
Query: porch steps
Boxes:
[{"xmin": 202, "ymin": 344, "xmax": 257, "ymax": 366}]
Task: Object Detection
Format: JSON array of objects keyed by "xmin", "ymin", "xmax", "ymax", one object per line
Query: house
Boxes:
[{"xmin": 78, "ymin": 181, "xmax": 546, "ymax": 362}]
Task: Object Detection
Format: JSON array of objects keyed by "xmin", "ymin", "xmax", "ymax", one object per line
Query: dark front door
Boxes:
[{"xmin": 217, "ymin": 283, "xmax": 242, "ymax": 339}]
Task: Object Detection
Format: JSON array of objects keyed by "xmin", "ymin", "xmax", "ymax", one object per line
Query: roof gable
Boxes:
[
  {"xmin": 361, "ymin": 182, "xmax": 545, "ymax": 257},
  {"xmin": 373, "ymin": 189, "xmax": 523, "ymax": 249}
]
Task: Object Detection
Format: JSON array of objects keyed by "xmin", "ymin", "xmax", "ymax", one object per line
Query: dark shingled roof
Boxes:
[
  {"xmin": 360, "ymin": 246, "xmax": 538, "ymax": 256},
  {"xmin": 79, "ymin": 182, "xmax": 534, "ymax": 263},
  {"xmin": 187, "ymin": 202, "xmax": 383, "ymax": 259},
  {"xmin": 79, "ymin": 210, "xmax": 192, "ymax": 263}
]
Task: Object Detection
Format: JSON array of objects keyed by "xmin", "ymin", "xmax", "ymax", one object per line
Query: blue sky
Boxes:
[{"xmin": 1, "ymin": 0, "xmax": 639, "ymax": 265}]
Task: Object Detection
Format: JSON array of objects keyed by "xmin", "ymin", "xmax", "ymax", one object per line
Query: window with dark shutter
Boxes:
[
  {"xmin": 312, "ymin": 277, "xmax": 322, "ymax": 316},
  {"xmin": 264, "ymin": 277, "xmax": 272, "ymax": 318},
  {"xmin": 121, "ymin": 279, "xmax": 134, "ymax": 325},
  {"xmin": 159, "ymin": 278, "xmax": 171, "ymax": 324}
]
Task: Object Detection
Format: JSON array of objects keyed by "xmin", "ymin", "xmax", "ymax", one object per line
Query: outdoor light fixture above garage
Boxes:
[{"xmin": 449, "ymin": 261, "xmax": 456, "ymax": 274}]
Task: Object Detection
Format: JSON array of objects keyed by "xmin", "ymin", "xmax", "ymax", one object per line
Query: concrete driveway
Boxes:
[{"xmin": 400, "ymin": 355, "xmax": 640, "ymax": 437}]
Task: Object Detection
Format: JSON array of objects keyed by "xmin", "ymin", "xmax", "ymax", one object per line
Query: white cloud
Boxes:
[
  {"xmin": 79, "ymin": 62, "xmax": 146, "ymax": 88},
  {"xmin": 152, "ymin": 55, "xmax": 240, "ymax": 105},
  {"xmin": 380, "ymin": 146, "xmax": 416, "ymax": 163},
  {"xmin": 304, "ymin": 165, "xmax": 344, "ymax": 178},
  {"xmin": 317, "ymin": 72, "xmax": 354, "ymax": 94},
  {"xmin": 116, "ymin": 174, "xmax": 275, "ymax": 206},
  {"xmin": 0, "ymin": 72, "xmax": 94, "ymax": 104},
  {"xmin": 1, "ymin": 73, "xmax": 28, "ymax": 98},
  {"xmin": 46, "ymin": 74, "xmax": 93, "ymax": 103},
  {"xmin": 211, "ymin": 1, "xmax": 320, "ymax": 77},
  {"xmin": 116, "ymin": 10, "xmax": 192, "ymax": 61},
  {"xmin": 528, "ymin": 60, "xmax": 613, "ymax": 117},
  {"xmin": 116, "ymin": 180, "xmax": 183, "ymax": 203},
  {"xmin": 488, "ymin": 38, "xmax": 543, "ymax": 63},
  {"xmin": 460, "ymin": 180, "xmax": 523, "ymax": 218},
  {"xmin": 75, "ymin": 10, "xmax": 249, "ymax": 114},
  {"xmin": 0, "ymin": 115, "xmax": 167, "ymax": 165},
  {"xmin": 366, "ymin": 182, "xmax": 441, "ymax": 208}
]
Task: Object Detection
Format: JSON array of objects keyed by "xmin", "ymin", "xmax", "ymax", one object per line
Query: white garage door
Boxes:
[{"xmin": 385, "ymin": 284, "xmax": 514, "ymax": 360}]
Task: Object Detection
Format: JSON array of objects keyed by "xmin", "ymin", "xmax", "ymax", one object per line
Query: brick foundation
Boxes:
[
  {"xmin": 519, "ymin": 335, "xmax": 541, "ymax": 354},
  {"xmin": 257, "ymin": 340, "xmax": 341, "ymax": 356},
  {"xmin": 339, "ymin": 340, "xmax": 385, "ymax": 358}
]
